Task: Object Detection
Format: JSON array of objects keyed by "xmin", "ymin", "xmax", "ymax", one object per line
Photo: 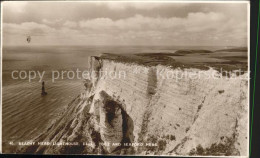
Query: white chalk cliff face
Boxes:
[{"xmin": 22, "ymin": 56, "xmax": 248, "ymax": 156}]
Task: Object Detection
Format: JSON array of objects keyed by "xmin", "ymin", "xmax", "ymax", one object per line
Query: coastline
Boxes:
[{"xmin": 13, "ymin": 48, "xmax": 249, "ymax": 156}]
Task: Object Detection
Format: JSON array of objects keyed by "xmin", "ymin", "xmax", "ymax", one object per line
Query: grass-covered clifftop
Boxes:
[{"xmin": 99, "ymin": 47, "xmax": 248, "ymax": 74}]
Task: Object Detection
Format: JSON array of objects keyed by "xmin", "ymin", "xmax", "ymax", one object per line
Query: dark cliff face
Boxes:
[
  {"xmin": 99, "ymin": 91, "xmax": 135, "ymax": 154},
  {"xmin": 19, "ymin": 53, "xmax": 248, "ymax": 156}
]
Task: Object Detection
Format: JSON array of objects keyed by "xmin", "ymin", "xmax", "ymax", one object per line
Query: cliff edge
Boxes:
[{"xmin": 20, "ymin": 50, "xmax": 248, "ymax": 156}]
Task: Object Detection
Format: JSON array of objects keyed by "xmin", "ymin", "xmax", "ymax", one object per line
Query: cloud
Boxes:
[
  {"xmin": 3, "ymin": 1, "xmax": 28, "ymax": 13},
  {"xmin": 105, "ymin": 2, "xmax": 168, "ymax": 10},
  {"xmin": 77, "ymin": 12, "xmax": 242, "ymax": 35},
  {"xmin": 2, "ymin": 2, "xmax": 248, "ymax": 46},
  {"xmin": 63, "ymin": 21, "xmax": 78, "ymax": 28},
  {"xmin": 42, "ymin": 19, "xmax": 63, "ymax": 25},
  {"xmin": 3, "ymin": 22, "xmax": 56, "ymax": 36},
  {"xmin": 2, "ymin": 2, "xmax": 248, "ymax": 23}
]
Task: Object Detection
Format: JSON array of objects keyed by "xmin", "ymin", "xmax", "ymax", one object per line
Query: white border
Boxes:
[
  {"xmin": 0, "ymin": 1, "xmax": 250, "ymax": 157},
  {"xmin": 1, "ymin": 1, "xmax": 3, "ymax": 154},
  {"xmin": 247, "ymin": 2, "xmax": 250, "ymax": 157}
]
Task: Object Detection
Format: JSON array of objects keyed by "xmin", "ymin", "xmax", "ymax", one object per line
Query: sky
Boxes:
[{"xmin": 2, "ymin": 1, "xmax": 248, "ymax": 46}]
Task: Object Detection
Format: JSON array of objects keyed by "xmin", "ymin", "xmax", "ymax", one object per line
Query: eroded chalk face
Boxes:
[
  {"xmin": 89, "ymin": 56, "xmax": 102, "ymax": 86},
  {"xmin": 98, "ymin": 91, "xmax": 134, "ymax": 153}
]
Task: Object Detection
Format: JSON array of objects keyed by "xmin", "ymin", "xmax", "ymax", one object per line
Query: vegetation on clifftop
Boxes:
[{"xmin": 99, "ymin": 47, "xmax": 248, "ymax": 73}]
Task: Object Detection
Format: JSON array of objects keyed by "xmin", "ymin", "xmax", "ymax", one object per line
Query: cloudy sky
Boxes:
[{"xmin": 2, "ymin": 1, "xmax": 248, "ymax": 46}]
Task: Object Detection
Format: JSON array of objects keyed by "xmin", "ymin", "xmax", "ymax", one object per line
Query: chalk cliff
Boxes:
[{"xmin": 21, "ymin": 52, "xmax": 248, "ymax": 156}]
